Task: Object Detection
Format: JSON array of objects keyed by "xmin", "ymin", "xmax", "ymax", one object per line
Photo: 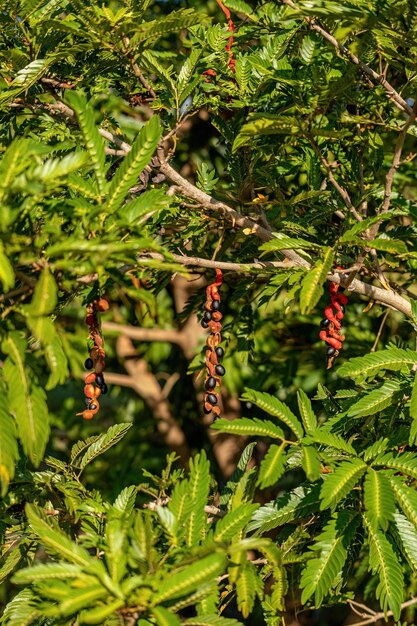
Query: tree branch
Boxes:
[
  {"xmin": 350, "ymin": 597, "xmax": 417, "ymax": 625},
  {"xmin": 281, "ymin": 0, "xmax": 413, "ymax": 115}
]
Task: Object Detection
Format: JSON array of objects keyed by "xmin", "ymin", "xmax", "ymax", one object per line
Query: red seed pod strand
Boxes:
[
  {"xmin": 320, "ymin": 275, "xmax": 348, "ymax": 369},
  {"xmin": 202, "ymin": 270, "xmax": 224, "ymax": 419},
  {"xmin": 78, "ymin": 298, "xmax": 109, "ymax": 420}
]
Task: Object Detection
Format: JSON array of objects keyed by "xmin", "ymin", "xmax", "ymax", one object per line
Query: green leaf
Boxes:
[
  {"xmin": 297, "ymin": 389, "xmax": 317, "ymax": 434},
  {"xmin": 153, "ymin": 553, "xmax": 227, "ymax": 604},
  {"xmin": 300, "ymin": 248, "xmax": 334, "ymax": 314},
  {"xmin": 302, "ymin": 446, "xmax": 321, "ymax": 482},
  {"xmin": 214, "ymin": 503, "xmax": 259, "ymax": 542},
  {"xmin": 364, "ymin": 469, "xmax": 395, "ymax": 530},
  {"xmin": 212, "ymin": 417, "xmax": 285, "ymax": 440},
  {"xmin": 320, "ymin": 458, "xmax": 367, "ymax": 511},
  {"xmin": 0, "ymin": 242, "xmax": 14, "ymax": 291},
  {"xmin": 76, "ymin": 423, "xmax": 133, "ymax": 472},
  {"xmin": 366, "ymin": 238, "xmax": 408, "ymax": 255},
  {"xmin": 300, "ymin": 511, "xmax": 358, "ymax": 605},
  {"xmin": 390, "ymin": 475, "xmax": 417, "ymax": 529},
  {"xmin": 24, "ymin": 268, "xmax": 57, "ymax": 316},
  {"xmin": 338, "ymin": 347, "xmax": 417, "ymax": 382},
  {"xmin": 393, "ymin": 512, "xmax": 417, "ymax": 572},
  {"xmin": 106, "ymin": 116, "xmax": 162, "ymax": 214},
  {"xmin": 13, "ymin": 562, "xmax": 83, "ymax": 584},
  {"xmin": 79, "ymin": 599, "xmax": 125, "ymax": 624},
  {"xmin": 304, "ymin": 429, "xmax": 357, "ymax": 456},
  {"xmin": 0, "ymin": 396, "xmax": 18, "ymax": 496},
  {"xmin": 248, "ymin": 484, "xmax": 321, "ymax": 533},
  {"xmin": 25, "ymin": 504, "xmax": 92, "ymax": 567},
  {"xmin": 65, "ymin": 91, "xmax": 107, "ymax": 196},
  {"xmin": 236, "ymin": 560, "xmax": 261, "ymax": 618},
  {"xmin": 219, "ymin": 442, "xmax": 256, "ymax": 508},
  {"xmin": 2, "ymin": 332, "xmax": 49, "ymax": 466},
  {"xmin": 300, "ymin": 247, "xmax": 334, "ymax": 314},
  {"xmin": 375, "ymin": 451, "xmax": 417, "ymax": 481},
  {"xmin": 363, "ymin": 513, "xmax": 404, "ymax": 620},
  {"xmin": 59, "ymin": 585, "xmax": 109, "ymax": 616},
  {"xmin": 257, "ymin": 443, "xmax": 287, "ymax": 489},
  {"xmin": 347, "ymin": 380, "xmax": 402, "ymax": 418},
  {"xmin": 260, "ymin": 232, "xmax": 318, "ymax": 251},
  {"xmin": 409, "ymin": 372, "xmax": 417, "ymax": 445},
  {"xmin": 183, "ymin": 617, "xmax": 243, "ymax": 626},
  {"xmin": 184, "ymin": 450, "xmax": 210, "ymax": 547},
  {"xmin": 0, "ymin": 589, "xmax": 40, "ymax": 626},
  {"xmin": 242, "ymin": 389, "xmax": 304, "ymax": 439},
  {"xmin": 151, "ymin": 606, "xmax": 181, "ymax": 626}
]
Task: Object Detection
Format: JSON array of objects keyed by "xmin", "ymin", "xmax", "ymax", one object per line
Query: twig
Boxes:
[
  {"xmin": 350, "ymin": 597, "xmax": 417, "ymax": 625},
  {"xmin": 370, "ymin": 309, "xmax": 389, "ymax": 352},
  {"xmin": 281, "ymin": 0, "xmax": 413, "ymax": 115},
  {"xmin": 306, "ymin": 134, "xmax": 362, "ymax": 221},
  {"xmin": 137, "ymin": 252, "xmax": 296, "ymax": 272}
]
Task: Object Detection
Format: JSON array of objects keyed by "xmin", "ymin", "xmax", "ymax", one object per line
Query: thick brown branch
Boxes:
[
  {"xmin": 282, "ymin": 0, "xmax": 413, "ymax": 115},
  {"xmin": 137, "ymin": 252, "xmax": 296, "ymax": 272}
]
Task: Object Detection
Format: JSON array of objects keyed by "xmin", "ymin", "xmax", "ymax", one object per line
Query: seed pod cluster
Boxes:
[
  {"xmin": 319, "ymin": 281, "xmax": 348, "ymax": 369},
  {"xmin": 202, "ymin": 269, "xmax": 225, "ymax": 419},
  {"xmin": 77, "ymin": 298, "xmax": 109, "ymax": 420}
]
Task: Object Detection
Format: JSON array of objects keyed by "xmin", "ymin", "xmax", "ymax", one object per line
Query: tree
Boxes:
[{"xmin": 1, "ymin": 0, "xmax": 417, "ymax": 624}]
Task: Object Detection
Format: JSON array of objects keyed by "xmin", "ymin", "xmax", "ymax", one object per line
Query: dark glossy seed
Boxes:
[
  {"xmin": 205, "ymin": 377, "xmax": 217, "ymax": 390},
  {"xmin": 339, "ymin": 304, "xmax": 345, "ymax": 313},
  {"xmin": 326, "ymin": 346, "xmax": 336, "ymax": 356},
  {"xmin": 215, "ymin": 346, "xmax": 224, "ymax": 358},
  {"xmin": 101, "ymin": 383, "xmax": 108, "ymax": 395},
  {"xmin": 215, "ymin": 364, "xmax": 225, "ymax": 376},
  {"xmin": 201, "ymin": 319, "xmax": 209, "ymax": 329},
  {"xmin": 84, "ymin": 358, "xmax": 94, "ymax": 370},
  {"xmin": 204, "ymin": 311, "xmax": 212, "ymax": 321},
  {"xmin": 89, "ymin": 403, "xmax": 98, "ymax": 410},
  {"xmin": 212, "ymin": 300, "xmax": 220, "ymax": 311},
  {"xmin": 207, "ymin": 393, "xmax": 218, "ymax": 405},
  {"xmin": 320, "ymin": 318, "xmax": 331, "ymax": 329},
  {"xmin": 84, "ymin": 397, "xmax": 92, "ymax": 406},
  {"xmin": 96, "ymin": 373, "xmax": 104, "ymax": 386}
]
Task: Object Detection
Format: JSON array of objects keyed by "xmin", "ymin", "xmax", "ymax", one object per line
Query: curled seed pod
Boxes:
[
  {"xmin": 320, "ymin": 276, "xmax": 348, "ymax": 367},
  {"xmin": 83, "ymin": 410, "xmax": 94, "ymax": 420},
  {"xmin": 215, "ymin": 364, "xmax": 225, "ymax": 376},
  {"xmin": 212, "ymin": 311, "xmax": 223, "ymax": 322},
  {"xmin": 84, "ymin": 384, "xmax": 95, "ymax": 398},
  {"xmin": 85, "ymin": 372, "xmax": 96, "ymax": 384},
  {"xmin": 84, "ymin": 357, "xmax": 94, "ymax": 370},
  {"xmin": 202, "ymin": 269, "xmax": 224, "ymax": 419}
]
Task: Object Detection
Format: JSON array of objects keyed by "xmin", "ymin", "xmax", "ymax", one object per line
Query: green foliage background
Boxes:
[{"xmin": 1, "ymin": 0, "xmax": 417, "ymax": 624}]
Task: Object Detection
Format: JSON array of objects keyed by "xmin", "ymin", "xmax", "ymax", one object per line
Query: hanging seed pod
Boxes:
[
  {"xmin": 201, "ymin": 269, "xmax": 225, "ymax": 420},
  {"xmin": 319, "ymin": 272, "xmax": 348, "ymax": 369},
  {"xmin": 77, "ymin": 297, "xmax": 109, "ymax": 420}
]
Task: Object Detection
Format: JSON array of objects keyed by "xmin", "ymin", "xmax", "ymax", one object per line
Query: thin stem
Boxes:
[
  {"xmin": 350, "ymin": 597, "xmax": 417, "ymax": 625},
  {"xmin": 370, "ymin": 309, "xmax": 389, "ymax": 352}
]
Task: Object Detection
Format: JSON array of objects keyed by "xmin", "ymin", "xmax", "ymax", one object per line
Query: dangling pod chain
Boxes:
[
  {"xmin": 319, "ymin": 276, "xmax": 348, "ymax": 369},
  {"xmin": 78, "ymin": 298, "xmax": 109, "ymax": 420},
  {"xmin": 201, "ymin": 269, "xmax": 225, "ymax": 419}
]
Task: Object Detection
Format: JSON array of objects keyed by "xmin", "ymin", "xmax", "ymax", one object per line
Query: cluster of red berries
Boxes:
[
  {"xmin": 77, "ymin": 298, "xmax": 109, "ymax": 420},
  {"xmin": 202, "ymin": 269, "xmax": 225, "ymax": 419},
  {"xmin": 319, "ymin": 281, "xmax": 348, "ymax": 369}
]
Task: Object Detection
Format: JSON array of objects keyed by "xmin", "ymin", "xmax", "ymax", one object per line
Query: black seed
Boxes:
[
  {"xmin": 101, "ymin": 383, "xmax": 108, "ymax": 394},
  {"xmin": 212, "ymin": 300, "xmax": 220, "ymax": 311},
  {"xmin": 89, "ymin": 403, "xmax": 98, "ymax": 410},
  {"xmin": 84, "ymin": 397, "xmax": 92, "ymax": 406},
  {"xmin": 339, "ymin": 304, "xmax": 345, "ymax": 313},
  {"xmin": 201, "ymin": 319, "xmax": 209, "ymax": 329},
  {"xmin": 205, "ymin": 377, "xmax": 217, "ymax": 390},
  {"xmin": 84, "ymin": 358, "xmax": 94, "ymax": 370},
  {"xmin": 96, "ymin": 373, "xmax": 104, "ymax": 386},
  {"xmin": 215, "ymin": 364, "xmax": 225, "ymax": 376},
  {"xmin": 320, "ymin": 318, "xmax": 331, "ymax": 329},
  {"xmin": 207, "ymin": 393, "xmax": 218, "ymax": 405},
  {"xmin": 204, "ymin": 311, "xmax": 212, "ymax": 321},
  {"xmin": 203, "ymin": 405, "xmax": 212, "ymax": 414},
  {"xmin": 326, "ymin": 346, "xmax": 336, "ymax": 356},
  {"xmin": 215, "ymin": 346, "xmax": 224, "ymax": 358}
]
